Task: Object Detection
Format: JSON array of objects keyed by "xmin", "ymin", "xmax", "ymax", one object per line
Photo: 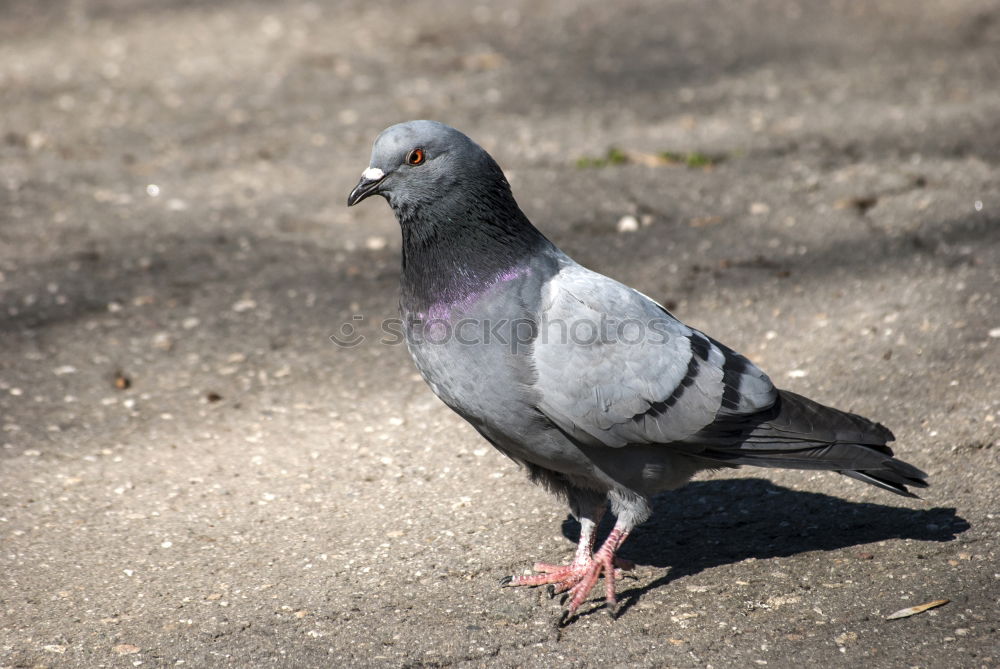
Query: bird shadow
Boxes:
[{"xmin": 559, "ymin": 477, "xmax": 968, "ymax": 618}]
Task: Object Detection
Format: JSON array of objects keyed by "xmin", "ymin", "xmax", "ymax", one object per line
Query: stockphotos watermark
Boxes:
[{"xmin": 330, "ymin": 315, "xmax": 677, "ymax": 351}]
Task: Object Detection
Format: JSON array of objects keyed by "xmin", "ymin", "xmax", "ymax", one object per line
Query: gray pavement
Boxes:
[{"xmin": 1, "ymin": 1, "xmax": 998, "ymax": 667}]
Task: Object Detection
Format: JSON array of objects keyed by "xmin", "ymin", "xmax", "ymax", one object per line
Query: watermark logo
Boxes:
[
  {"xmin": 330, "ymin": 315, "xmax": 675, "ymax": 352},
  {"xmin": 330, "ymin": 315, "xmax": 367, "ymax": 348}
]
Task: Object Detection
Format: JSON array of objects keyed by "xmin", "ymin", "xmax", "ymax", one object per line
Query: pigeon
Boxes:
[{"xmin": 347, "ymin": 120, "xmax": 928, "ymax": 619}]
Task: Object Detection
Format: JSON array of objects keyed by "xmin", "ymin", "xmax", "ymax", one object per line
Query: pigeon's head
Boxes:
[{"xmin": 347, "ymin": 120, "xmax": 508, "ymax": 214}]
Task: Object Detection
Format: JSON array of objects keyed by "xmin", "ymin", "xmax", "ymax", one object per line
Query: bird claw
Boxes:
[
  {"xmin": 504, "ymin": 555, "xmax": 628, "ymax": 618},
  {"xmin": 505, "ymin": 528, "xmax": 633, "ymax": 621}
]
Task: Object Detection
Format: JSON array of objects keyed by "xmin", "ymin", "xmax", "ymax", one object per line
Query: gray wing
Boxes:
[{"xmin": 532, "ymin": 263, "xmax": 777, "ymax": 449}]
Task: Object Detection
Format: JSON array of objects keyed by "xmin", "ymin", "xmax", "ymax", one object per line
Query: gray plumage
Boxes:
[{"xmin": 348, "ymin": 120, "xmax": 928, "ymax": 615}]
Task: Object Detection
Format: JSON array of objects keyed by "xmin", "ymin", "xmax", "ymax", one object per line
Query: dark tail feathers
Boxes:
[{"xmin": 702, "ymin": 390, "xmax": 929, "ymax": 498}]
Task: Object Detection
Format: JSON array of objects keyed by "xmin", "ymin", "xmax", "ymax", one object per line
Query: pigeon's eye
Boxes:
[{"xmin": 406, "ymin": 148, "xmax": 425, "ymax": 166}]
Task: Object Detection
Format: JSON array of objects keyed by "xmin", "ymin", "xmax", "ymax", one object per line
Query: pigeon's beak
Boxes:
[{"xmin": 347, "ymin": 167, "xmax": 387, "ymax": 207}]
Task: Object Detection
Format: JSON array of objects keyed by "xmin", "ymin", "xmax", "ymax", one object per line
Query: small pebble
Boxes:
[
  {"xmin": 232, "ymin": 298, "xmax": 257, "ymax": 313},
  {"xmin": 616, "ymin": 215, "xmax": 639, "ymax": 233},
  {"xmin": 152, "ymin": 332, "xmax": 174, "ymax": 351}
]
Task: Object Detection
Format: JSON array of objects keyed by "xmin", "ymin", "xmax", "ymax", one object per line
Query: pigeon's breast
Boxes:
[
  {"xmin": 402, "ymin": 273, "xmax": 538, "ymax": 423},
  {"xmin": 403, "ymin": 286, "xmax": 601, "ymax": 478}
]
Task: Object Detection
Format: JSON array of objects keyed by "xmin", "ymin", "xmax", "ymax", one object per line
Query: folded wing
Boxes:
[
  {"xmin": 531, "ymin": 264, "xmax": 928, "ymax": 497},
  {"xmin": 532, "ymin": 263, "xmax": 776, "ymax": 449}
]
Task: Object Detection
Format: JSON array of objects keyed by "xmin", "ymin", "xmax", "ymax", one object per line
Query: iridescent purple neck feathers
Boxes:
[{"xmin": 410, "ymin": 265, "xmax": 533, "ymax": 323}]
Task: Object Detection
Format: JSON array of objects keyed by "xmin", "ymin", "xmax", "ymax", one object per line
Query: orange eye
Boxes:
[{"xmin": 406, "ymin": 148, "xmax": 425, "ymax": 166}]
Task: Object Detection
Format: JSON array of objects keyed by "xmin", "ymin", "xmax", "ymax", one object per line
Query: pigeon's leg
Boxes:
[{"xmin": 564, "ymin": 522, "xmax": 631, "ymax": 615}]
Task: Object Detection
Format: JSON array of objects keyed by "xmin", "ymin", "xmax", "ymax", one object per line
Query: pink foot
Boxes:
[{"xmin": 502, "ymin": 528, "xmax": 633, "ymax": 617}]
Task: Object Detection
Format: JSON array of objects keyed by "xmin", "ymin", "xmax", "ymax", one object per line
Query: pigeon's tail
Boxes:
[{"xmin": 700, "ymin": 390, "xmax": 929, "ymax": 498}]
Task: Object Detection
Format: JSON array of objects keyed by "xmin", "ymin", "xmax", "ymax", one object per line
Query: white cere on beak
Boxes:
[{"xmin": 362, "ymin": 167, "xmax": 384, "ymax": 181}]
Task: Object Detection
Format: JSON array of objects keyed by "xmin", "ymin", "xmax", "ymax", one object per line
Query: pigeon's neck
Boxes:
[{"xmin": 395, "ymin": 192, "xmax": 553, "ymax": 315}]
